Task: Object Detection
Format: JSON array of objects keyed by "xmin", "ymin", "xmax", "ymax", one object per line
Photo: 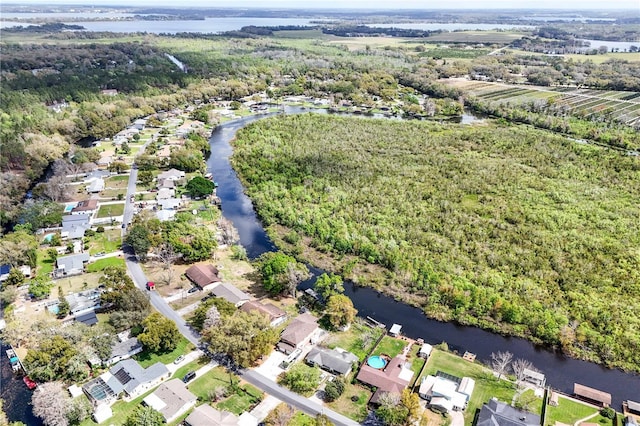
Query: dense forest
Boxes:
[{"xmin": 232, "ymin": 114, "xmax": 640, "ymax": 372}]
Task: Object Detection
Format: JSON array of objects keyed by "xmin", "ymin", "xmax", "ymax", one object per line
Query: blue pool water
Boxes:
[
  {"xmin": 43, "ymin": 234, "xmax": 53, "ymax": 242},
  {"xmin": 64, "ymin": 204, "xmax": 75, "ymax": 212},
  {"xmin": 47, "ymin": 305, "xmax": 59, "ymax": 315},
  {"xmin": 367, "ymin": 355, "xmax": 387, "ymax": 369}
]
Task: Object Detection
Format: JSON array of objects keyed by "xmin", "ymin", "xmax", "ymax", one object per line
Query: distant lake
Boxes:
[
  {"xmin": 0, "ymin": 11, "xmax": 136, "ymax": 19},
  {"xmin": 368, "ymin": 23, "xmax": 535, "ymax": 31},
  {"xmin": 0, "ymin": 17, "xmax": 314, "ymax": 33},
  {"xmin": 580, "ymin": 39, "xmax": 640, "ymax": 51}
]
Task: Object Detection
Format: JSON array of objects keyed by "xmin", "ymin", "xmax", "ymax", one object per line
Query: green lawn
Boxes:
[
  {"xmin": 86, "ymin": 229, "xmax": 122, "ymax": 255},
  {"xmin": 289, "ymin": 411, "xmax": 316, "ymax": 426},
  {"xmin": 172, "ymin": 357, "xmax": 211, "ymax": 381},
  {"xmin": 324, "ymin": 319, "xmax": 384, "ymax": 361},
  {"xmin": 110, "ymin": 175, "xmax": 130, "ymax": 182},
  {"xmin": 544, "ymin": 395, "xmax": 600, "ymax": 425},
  {"xmin": 372, "ymin": 335, "xmax": 407, "ymax": 358},
  {"xmin": 134, "ymin": 337, "xmax": 194, "ymax": 368},
  {"xmin": 216, "ymin": 384, "xmax": 262, "ymax": 415},
  {"xmin": 36, "ymin": 250, "xmax": 55, "ymax": 278},
  {"xmin": 326, "ymin": 382, "xmax": 372, "ymax": 422},
  {"xmin": 96, "ymin": 203, "xmax": 125, "ymax": 218},
  {"xmin": 79, "ymin": 388, "xmax": 153, "ymax": 426},
  {"xmin": 420, "ymin": 349, "xmax": 517, "ymax": 424},
  {"xmin": 407, "ymin": 345, "xmax": 426, "ymax": 387},
  {"xmin": 86, "ymin": 256, "xmax": 125, "ymax": 272},
  {"xmin": 187, "ymin": 367, "xmax": 235, "ymax": 401},
  {"xmin": 515, "ymin": 389, "xmax": 544, "ymax": 416}
]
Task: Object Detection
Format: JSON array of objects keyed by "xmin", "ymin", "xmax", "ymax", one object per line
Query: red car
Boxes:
[
  {"xmin": 146, "ymin": 281, "xmax": 155, "ymax": 291},
  {"xmin": 23, "ymin": 376, "xmax": 37, "ymax": 390}
]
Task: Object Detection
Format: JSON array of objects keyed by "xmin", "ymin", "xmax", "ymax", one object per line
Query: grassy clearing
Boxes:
[
  {"xmin": 36, "ymin": 251, "xmax": 55, "ymax": 278},
  {"xmin": 289, "ymin": 411, "xmax": 316, "ymax": 426},
  {"xmin": 134, "ymin": 337, "xmax": 194, "ymax": 368},
  {"xmin": 372, "ymin": 335, "xmax": 407, "ymax": 358},
  {"xmin": 96, "ymin": 203, "xmax": 125, "ymax": 218},
  {"xmin": 79, "ymin": 389, "xmax": 151, "ymax": 426},
  {"xmin": 419, "ymin": 349, "xmax": 516, "ymax": 424},
  {"xmin": 426, "ymin": 30, "xmax": 529, "ymax": 43},
  {"xmin": 86, "ymin": 256, "xmax": 125, "ymax": 272},
  {"xmin": 324, "ymin": 320, "xmax": 384, "ymax": 361},
  {"xmin": 272, "ymin": 29, "xmax": 327, "ymax": 39},
  {"xmin": 327, "ymin": 382, "xmax": 372, "ymax": 422},
  {"xmin": 55, "ymin": 272, "xmax": 103, "ymax": 294},
  {"xmin": 172, "ymin": 357, "xmax": 211, "ymax": 381},
  {"xmin": 187, "ymin": 367, "xmax": 232, "ymax": 400},
  {"xmin": 86, "ymin": 229, "xmax": 122, "ymax": 254},
  {"xmin": 544, "ymin": 395, "xmax": 600, "ymax": 425},
  {"xmin": 216, "ymin": 384, "xmax": 262, "ymax": 415}
]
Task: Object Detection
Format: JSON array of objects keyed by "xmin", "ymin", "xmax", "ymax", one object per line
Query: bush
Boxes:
[
  {"xmin": 324, "ymin": 378, "xmax": 345, "ymax": 402},
  {"xmin": 600, "ymin": 408, "xmax": 615, "ymax": 419},
  {"xmin": 96, "ymin": 226, "xmax": 105, "ymax": 233}
]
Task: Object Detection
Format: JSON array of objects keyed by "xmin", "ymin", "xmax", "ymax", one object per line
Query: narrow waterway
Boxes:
[
  {"xmin": 207, "ymin": 107, "xmax": 640, "ymax": 408},
  {"xmin": 0, "ymin": 342, "xmax": 42, "ymax": 425}
]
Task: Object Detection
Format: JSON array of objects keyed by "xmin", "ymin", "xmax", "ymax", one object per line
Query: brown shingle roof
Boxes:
[
  {"xmin": 185, "ymin": 264, "xmax": 220, "ymax": 288},
  {"xmin": 574, "ymin": 383, "xmax": 612, "ymax": 405},
  {"xmin": 356, "ymin": 356, "xmax": 411, "ymax": 394},
  {"xmin": 280, "ymin": 313, "xmax": 318, "ymax": 346},
  {"xmin": 72, "ymin": 199, "xmax": 99, "ymax": 212},
  {"xmin": 240, "ymin": 300, "xmax": 286, "ymax": 322}
]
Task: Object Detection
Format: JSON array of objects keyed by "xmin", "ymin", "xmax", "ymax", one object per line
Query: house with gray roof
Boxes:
[
  {"xmin": 156, "ymin": 209, "xmax": 176, "ymax": 222},
  {"xmin": 158, "ymin": 197, "xmax": 182, "ymax": 210},
  {"xmin": 66, "ymin": 289, "xmax": 101, "ymax": 315},
  {"xmin": 143, "ymin": 379, "xmax": 197, "ymax": 423},
  {"xmin": 184, "ymin": 405, "xmax": 238, "ymax": 426},
  {"xmin": 62, "ymin": 214, "xmax": 91, "ymax": 239},
  {"xmin": 55, "ymin": 253, "xmax": 90, "ymax": 277},
  {"xmin": 156, "ymin": 187, "xmax": 175, "ymax": 200},
  {"xmin": 278, "ymin": 313, "xmax": 320, "ymax": 354},
  {"xmin": 106, "ymin": 337, "xmax": 143, "ymax": 366},
  {"xmin": 476, "ymin": 398, "xmax": 540, "ymax": 426},
  {"xmin": 210, "ymin": 282, "xmax": 250, "ymax": 307},
  {"xmin": 305, "ymin": 347, "xmax": 359, "ymax": 376},
  {"xmin": 83, "ymin": 359, "xmax": 170, "ymax": 408},
  {"xmin": 157, "ymin": 168, "xmax": 185, "ymax": 181},
  {"xmin": 87, "ymin": 178, "xmax": 105, "ymax": 193}
]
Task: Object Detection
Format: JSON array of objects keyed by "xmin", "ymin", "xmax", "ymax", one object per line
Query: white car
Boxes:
[{"xmin": 173, "ymin": 355, "xmax": 185, "ymax": 364}]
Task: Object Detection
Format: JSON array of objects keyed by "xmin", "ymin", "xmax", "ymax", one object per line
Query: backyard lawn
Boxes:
[
  {"xmin": 187, "ymin": 367, "xmax": 235, "ymax": 401},
  {"xmin": 134, "ymin": 337, "xmax": 194, "ymax": 368},
  {"xmin": 420, "ymin": 349, "xmax": 518, "ymax": 424},
  {"xmin": 321, "ymin": 320, "xmax": 384, "ymax": 361},
  {"xmin": 289, "ymin": 411, "xmax": 316, "ymax": 426},
  {"xmin": 171, "ymin": 357, "xmax": 211, "ymax": 381},
  {"xmin": 86, "ymin": 256, "xmax": 125, "ymax": 272},
  {"xmin": 96, "ymin": 203, "xmax": 125, "ymax": 218},
  {"xmin": 544, "ymin": 395, "xmax": 600, "ymax": 425},
  {"xmin": 326, "ymin": 382, "xmax": 372, "ymax": 422},
  {"xmin": 86, "ymin": 229, "xmax": 122, "ymax": 254},
  {"xmin": 216, "ymin": 383, "xmax": 262, "ymax": 415},
  {"xmin": 372, "ymin": 335, "xmax": 407, "ymax": 358}
]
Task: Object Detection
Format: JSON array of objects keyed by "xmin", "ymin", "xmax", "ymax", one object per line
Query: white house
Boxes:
[
  {"xmin": 157, "ymin": 168, "xmax": 185, "ymax": 181},
  {"xmin": 419, "ymin": 375, "xmax": 475, "ymax": 413},
  {"xmin": 156, "ymin": 188, "xmax": 175, "ymax": 200},
  {"xmin": 143, "ymin": 379, "xmax": 197, "ymax": 423}
]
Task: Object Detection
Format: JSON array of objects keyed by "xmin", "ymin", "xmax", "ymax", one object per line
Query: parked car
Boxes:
[
  {"xmin": 146, "ymin": 281, "xmax": 155, "ymax": 291},
  {"xmin": 183, "ymin": 371, "xmax": 196, "ymax": 383},
  {"xmin": 187, "ymin": 286, "xmax": 199, "ymax": 294},
  {"xmin": 174, "ymin": 355, "xmax": 185, "ymax": 365}
]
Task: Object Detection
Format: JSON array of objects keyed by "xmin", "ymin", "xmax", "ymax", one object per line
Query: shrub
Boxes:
[
  {"xmin": 324, "ymin": 378, "xmax": 345, "ymax": 402},
  {"xmin": 600, "ymin": 408, "xmax": 615, "ymax": 419},
  {"xmin": 96, "ymin": 226, "xmax": 105, "ymax": 233},
  {"xmin": 85, "ymin": 229, "xmax": 96, "ymax": 237}
]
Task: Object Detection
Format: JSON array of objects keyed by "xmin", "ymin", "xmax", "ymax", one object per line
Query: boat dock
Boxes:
[{"xmin": 6, "ymin": 347, "xmax": 25, "ymax": 373}]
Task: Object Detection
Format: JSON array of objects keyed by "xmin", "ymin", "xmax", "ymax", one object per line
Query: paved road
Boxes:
[{"xmin": 242, "ymin": 370, "xmax": 360, "ymax": 426}]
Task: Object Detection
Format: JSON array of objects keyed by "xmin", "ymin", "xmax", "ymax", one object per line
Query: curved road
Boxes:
[{"xmin": 121, "ymin": 121, "xmax": 359, "ymax": 426}]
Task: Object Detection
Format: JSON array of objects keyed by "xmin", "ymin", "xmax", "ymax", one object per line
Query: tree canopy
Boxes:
[
  {"xmin": 186, "ymin": 175, "xmax": 215, "ymax": 198},
  {"xmin": 137, "ymin": 312, "xmax": 180, "ymax": 353}
]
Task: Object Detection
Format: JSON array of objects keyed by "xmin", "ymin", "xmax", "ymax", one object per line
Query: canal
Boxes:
[{"xmin": 207, "ymin": 107, "xmax": 640, "ymax": 408}]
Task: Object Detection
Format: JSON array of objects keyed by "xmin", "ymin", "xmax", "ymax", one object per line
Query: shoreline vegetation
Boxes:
[{"xmin": 231, "ymin": 113, "xmax": 640, "ymax": 373}]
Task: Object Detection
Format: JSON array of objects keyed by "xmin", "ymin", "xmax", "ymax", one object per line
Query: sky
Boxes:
[{"xmin": 6, "ymin": 0, "xmax": 640, "ymax": 9}]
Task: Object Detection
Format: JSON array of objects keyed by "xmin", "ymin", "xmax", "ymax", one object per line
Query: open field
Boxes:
[
  {"xmin": 426, "ymin": 30, "xmax": 529, "ymax": 43},
  {"xmin": 96, "ymin": 203, "xmax": 125, "ymax": 218},
  {"xmin": 86, "ymin": 256, "xmax": 125, "ymax": 272},
  {"xmin": 443, "ymin": 79, "xmax": 640, "ymax": 126},
  {"xmin": 85, "ymin": 229, "xmax": 122, "ymax": 254},
  {"xmin": 418, "ymin": 349, "xmax": 518, "ymax": 423},
  {"xmin": 505, "ymin": 48, "xmax": 640, "ymax": 64}
]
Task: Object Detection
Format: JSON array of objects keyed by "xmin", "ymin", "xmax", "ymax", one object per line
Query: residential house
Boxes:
[
  {"xmin": 156, "ymin": 187, "xmax": 175, "ymax": 200},
  {"xmin": 96, "ymin": 156, "xmax": 112, "ymax": 167},
  {"xmin": 184, "ymin": 405, "xmax": 238, "ymax": 426},
  {"xmin": 106, "ymin": 336, "xmax": 143, "ymax": 366},
  {"xmin": 574, "ymin": 383, "xmax": 612, "ymax": 407},
  {"xmin": 277, "ymin": 313, "xmax": 320, "ymax": 354},
  {"xmin": 418, "ymin": 374, "xmax": 475, "ymax": 413},
  {"xmin": 157, "ymin": 168, "xmax": 185, "ymax": 181},
  {"xmin": 521, "ymin": 368, "xmax": 546, "ymax": 387},
  {"xmin": 143, "ymin": 379, "xmax": 197, "ymax": 423},
  {"xmin": 71, "ymin": 199, "xmax": 99, "ymax": 216},
  {"xmin": 305, "ymin": 347, "xmax": 359, "ymax": 376},
  {"xmin": 185, "ymin": 264, "xmax": 221, "ymax": 291},
  {"xmin": 356, "ymin": 355, "xmax": 414, "ymax": 404},
  {"xmin": 87, "ymin": 178, "xmax": 105, "ymax": 194},
  {"xmin": 625, "ymin": 400, "xmax": 640, "ymax": 415},
  {"xmin": 66, "ymin": 289, "xmax": 101, "ymax": 315},
  {"xmin": 240, "ymin": 300, "xmax": 287, "ymax": 327},
  {"xmin": 75, "ymin": 311, "xmax": 98, "ymax": 326},
  {"xmin": 86, "ymin": 170, "xmax": 111, "ymax": 180},
  {"xmin": 476, "ymin": 398, "xmax": 541, "ymax": 426},
  {"xmin": 132, "ymin": 119, "xmax": 146, "ymax": 131},
  {"xmin": 83, "ymin": 359, "xmax": 170, "ymax": 407},
  {"xmin": 157, "ymin": 198, "xmax": 182, "ymax": 210},
  {"xmin": 157, "ymin": 178, "xmax": 176, "ymax": 190},
  {"xmin": 55, "ymin": 253, "xmax": 90, "ymax": 277},
  {"xmin": 418, "ymin": 343, "xmax": 433, "ymax": 359},
  {"xmin": 210, "ymin": 282, "xmax": 250, "ymax": 307},
  {"xmin": 156, "ymin": 209, "xmax": 177, "ymax": 222},
  {"xmin": 62, "ymin": 214, "xmax": 92, "ymax": 239},
  {"xmin": 625, "ymin": 417, "xmax": 639, "ymax": 426}
]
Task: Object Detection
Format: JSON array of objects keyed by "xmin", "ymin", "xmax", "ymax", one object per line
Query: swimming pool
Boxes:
[
  {"xmin": 64, "ymin": 203, "xmax": 76, "ymax": 213},
  {"xmin": 367, "ymin": 355, "xmax": 387, "ymax": 369}
]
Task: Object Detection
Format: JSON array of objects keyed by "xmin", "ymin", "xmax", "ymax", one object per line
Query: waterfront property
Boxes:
[
  {"xmin": 418, "ymin": 373, "xmax": 475, "ymax": 413},
  {"xmin": 240, "ymin": 300, "xmax": 287, "ymax": 327},
  {"xmin": 521, "ymin": 368, "xmax": 546, "ymax": 388},
  {"xmin": 305, "ymin": 347, "xmax": 359, "ymax": 376},
  {"xmin": 142, "ymin": 379, "xmax": 197, "ymax": 423},
  {"xmin": 356, "ymin": 355, "xmax": 414, "ymax": 404},
  {"xmin": 71, "ymin": 199, "xmax": 99, "ymax": 216},
  {"xmin": 418, "ymin": 343, "xmax": 433, "ymax": 359},
  {"xmin": 209, "ymin": 282, "xmax": 250, "ymax": 307},
  {"xmin": 184, "ymin": 404, "xmax": 238, "ymax": 426},
  {"xmin": 277, "ymin": 313, "xmax": 320, "ymax": 354},
  {"xmin": 157, "ymin": 168, "xmax": 186, "ymax": 181},
  {"xmin": 476, "ymin": 398, "xmax": 540, "ymax": 426}
]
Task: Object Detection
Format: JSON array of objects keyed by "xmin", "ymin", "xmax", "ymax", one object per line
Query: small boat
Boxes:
[
  {"xmin": 204, "ymin": 172, "xmax": 214, "ymax": 180},
  {"xmin": 23, "ymin": 376, "xmax": 37, "ymax": 390},
  {"xmin": 6, "ymin": 349, "xmax": 21, "ymax": 371}
]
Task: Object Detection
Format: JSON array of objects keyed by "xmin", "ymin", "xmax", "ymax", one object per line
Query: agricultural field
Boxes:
[
  {"xmin": 426, "ymin": 30, "xmax": 530, "ymax": 44},
  {"xmin": 444, "ymin": 79, "xmax": 640, "ymax": 126}
]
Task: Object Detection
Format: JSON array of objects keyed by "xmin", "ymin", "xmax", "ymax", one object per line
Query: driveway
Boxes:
[{"xmin": 450, "ymin": 410, "xmax": 464, "ymax": 426}]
